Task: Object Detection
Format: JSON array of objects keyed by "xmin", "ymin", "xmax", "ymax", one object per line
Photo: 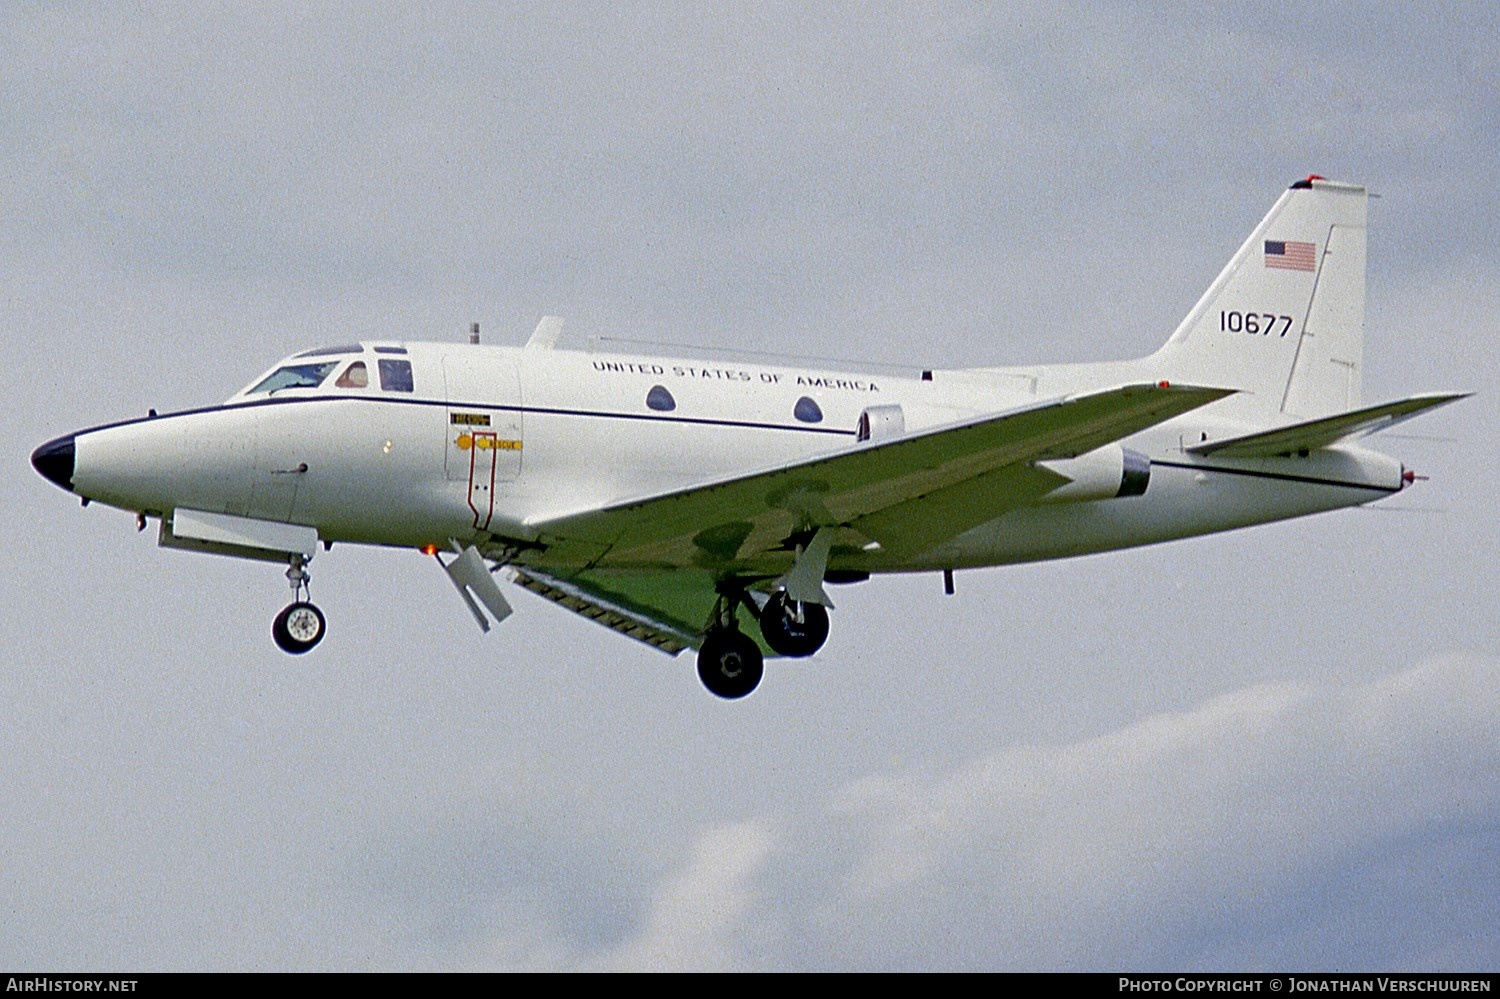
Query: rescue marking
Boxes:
[{"xmin": 455, "ymin": 433, "xmax": 522, "ymax": 451}]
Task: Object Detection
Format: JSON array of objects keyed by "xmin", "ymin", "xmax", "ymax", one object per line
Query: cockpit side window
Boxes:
[
  {"xmin": 335, "ymin": 361, "xmax": 369, "ymax": 389},
  {"xmin": 378, "ymin": 358, "xmax": 414, "ymax": 393},
  {"xmin": 248, "ymin": 361, "xmax": 340, "ymax": 394}
]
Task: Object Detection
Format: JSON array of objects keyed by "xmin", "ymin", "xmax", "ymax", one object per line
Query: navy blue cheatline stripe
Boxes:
[
  {"xmin": 63, "ymin": 393, "xmax": 860, "ymax": 441},
  {"xmin": 1151, "ymin": 459, "xmax": 1400, "ymax": 494},
  {"xmin": 452, "ymin": 399, "xmax": 856, "ymax": 436}
]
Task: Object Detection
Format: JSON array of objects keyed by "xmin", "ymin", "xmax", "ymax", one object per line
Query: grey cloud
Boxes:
[{"xmin": 503, "ymin": 656, "xmax": 1498, "ymax": 971}]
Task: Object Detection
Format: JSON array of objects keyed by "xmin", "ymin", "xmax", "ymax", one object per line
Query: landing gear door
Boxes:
[{"xmin": 443, "ymin": 352, "xmax": 523, "ymax": 532}]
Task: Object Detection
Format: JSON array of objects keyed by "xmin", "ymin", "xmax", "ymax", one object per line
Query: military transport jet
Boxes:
[{"xmin": 31, "ymin": 177, "xmax": 1465, "ymax": 698}]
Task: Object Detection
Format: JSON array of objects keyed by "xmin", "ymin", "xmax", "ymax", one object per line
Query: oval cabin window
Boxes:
[
  {"xmin": 646, "ymin": 385, "xmax": 676, "ymax": 412},
  {"xmin": 794, "ymin": 396, "xmax": 823, "ymax": 423}
]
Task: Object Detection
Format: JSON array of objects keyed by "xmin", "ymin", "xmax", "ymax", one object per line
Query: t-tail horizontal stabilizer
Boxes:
[
  {"xmin": 439, "ymin": 544, "xmax": 513, "ymax": 632},
  {"xmin": 1186, "ymin": 392, "xmax": 1470, "ymax": 459}
]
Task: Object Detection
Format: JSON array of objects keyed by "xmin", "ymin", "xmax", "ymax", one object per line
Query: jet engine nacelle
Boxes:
[
  {"xmin": 856, "ymin": 404, "xmax": 906, "ymax": 443},
  {"xmin": 1035, "ymin": 445, "xmax": 1151, "ymax": 503}
]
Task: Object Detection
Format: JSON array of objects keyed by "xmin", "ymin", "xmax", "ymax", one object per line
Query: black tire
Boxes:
[
  {"xmin": 272, "ymin": 601, "xmax": 326, "ymax": 654},
  {"xmin": 696, "ymin": 630, "xmax": 764, "ymax": 699},
  {"xmin": 758, "ymin": 591, "xmax": 830, "ymax": 657}
]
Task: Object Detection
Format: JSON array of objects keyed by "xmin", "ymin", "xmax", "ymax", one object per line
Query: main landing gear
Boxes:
[
  {"xmin": 697, "ymin": 628, "xmax": 764, "ymax": 700},
  {"xmin": 758, "ymin": 590, "xmax": 829, "ymax": 658},
  {"xmin": 696, "ymin": 589, "xmax": 764, "ymax": 700},
  {"xmin": 695, "ymin": 587, "xmax": 831, "ymax": 700},
  {"xmin": 272, "ymin": 555, "xmax": 326, "ymax": 654}
]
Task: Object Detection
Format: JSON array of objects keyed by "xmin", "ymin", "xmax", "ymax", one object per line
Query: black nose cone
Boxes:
[{"xmin": 31, "ymin": 434, "xmax": 76, "ymax": 492}]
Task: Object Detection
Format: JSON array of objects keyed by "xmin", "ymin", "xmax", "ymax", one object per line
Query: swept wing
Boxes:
[{"xmin": 513, "ymin": 383, "xmax": 1232, "ymax": 648}]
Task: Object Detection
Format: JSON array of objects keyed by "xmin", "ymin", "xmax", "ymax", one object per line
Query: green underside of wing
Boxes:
[{"xmin": 531, "ymin": 383, "xmax": 1232, "ymax": 572}]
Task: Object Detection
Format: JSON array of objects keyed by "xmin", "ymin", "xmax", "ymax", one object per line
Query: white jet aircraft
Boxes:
[{"xmin": 33, "ymin": 177, "xmax": 1465, "ymax": 698}]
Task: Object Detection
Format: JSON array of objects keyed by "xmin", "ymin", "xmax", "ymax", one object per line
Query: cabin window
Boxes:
[
  {"xmin": 378, "ymin": 358, "xmax": 414, "ymax": 392},
  {"xmin": 646, "ymin": 385, "xmax": 676, "ymax": 411},
  {"xmin": 248, "ymin": 361, "xmax": 340, "ymax": 394},
  {"xmin": 335, "ymin": 361, "xmax": 369, "ymax": 389},
  {"xmin": 793, "ymin": 396, "xmax": 823, "ymax": 423}
]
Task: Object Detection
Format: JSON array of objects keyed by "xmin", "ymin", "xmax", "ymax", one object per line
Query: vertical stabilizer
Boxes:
[{"xmin": 1151, "ymin": 178, "xmax": 1367, "ymax": 423}]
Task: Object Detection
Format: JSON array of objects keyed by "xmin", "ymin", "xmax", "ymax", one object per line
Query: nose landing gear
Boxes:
[
  {"xmin": 273, "ymin": 601, "xmax": 326, "ymax": 654},
  {"xmin": 272, "ymin": 556, "xmax": 326, "ymax": 654}
]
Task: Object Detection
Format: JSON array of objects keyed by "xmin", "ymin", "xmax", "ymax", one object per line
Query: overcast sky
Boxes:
[{"xmin": 3, "ymin": 2, "xmax": 1496, "ymax": 971}]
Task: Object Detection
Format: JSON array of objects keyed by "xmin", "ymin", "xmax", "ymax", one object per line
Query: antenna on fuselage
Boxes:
[{"xmin": 469, "ymin": 321, "xmax": 480, "ymax": 345}]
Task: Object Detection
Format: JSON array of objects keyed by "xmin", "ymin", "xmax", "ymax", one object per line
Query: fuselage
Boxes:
[{"xmin": 34, "ymin": 339, "xmax": 1406, "ymax": 579}]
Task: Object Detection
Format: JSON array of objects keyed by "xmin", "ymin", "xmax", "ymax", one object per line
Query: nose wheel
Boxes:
[
  {"xmin": 273, "ymin": 601, "xmax": 326, "ymax": 654},
  {"xmin": 273, "ymin": 555, "xmax": 326, "ymax": 654}
]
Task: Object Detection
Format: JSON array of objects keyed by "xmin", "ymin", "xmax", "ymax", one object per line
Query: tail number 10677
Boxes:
[{"xmin": 1220, "ymin": 311, "xmax": 1294, "ymax": 337}]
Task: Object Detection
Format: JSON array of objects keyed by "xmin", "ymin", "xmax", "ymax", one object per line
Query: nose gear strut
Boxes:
[{"xmin": 272, "ymin": 554, "xmax": 326, "ymax": 654}]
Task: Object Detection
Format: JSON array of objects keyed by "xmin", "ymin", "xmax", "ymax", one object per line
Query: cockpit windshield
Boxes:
[{"xmin": 247, "ymin": 361, "xmax": 340, "ymax": 394}]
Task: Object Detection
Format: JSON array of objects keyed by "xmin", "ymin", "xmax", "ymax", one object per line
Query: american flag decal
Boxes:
[{"xmin": 1264, "ymin": 239, "xmax": 1316, "ymax": 272}]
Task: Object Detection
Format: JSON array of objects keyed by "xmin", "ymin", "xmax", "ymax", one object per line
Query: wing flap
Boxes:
[
  {"xmin": 509, "ymin": 567, "xmax": 699, "ymax": 654},
  {"xmin": 508, "ymin": 566, "xmax": 765, "ymax": 655},
  {"xmin": 1186, "ymin": 392, "xmax": 1469, "ymax": 458}
]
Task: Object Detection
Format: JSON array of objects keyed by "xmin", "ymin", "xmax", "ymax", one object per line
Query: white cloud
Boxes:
[
  {"xmin": 481, "ymin": 656, "xmax": 1500, "ymax": 971},
  {"xmin": 580, "ymin": 819, "xmax": 779, "ymax": 972},
  {"xmin": 797, "ymin": 657, "xmax": 1499, "ymax": 969}
]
